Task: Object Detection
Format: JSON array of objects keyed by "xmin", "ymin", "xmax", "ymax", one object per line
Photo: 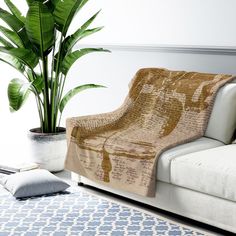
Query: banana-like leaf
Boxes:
[
  {"xmin": 59, "ymin": 84, "xmax": 106, "ymax": 113},
  {"xmin": 25, "ymin": 2, "xmax": 55, "ymax": 56},
  {"xmin": 53, "ymin": 0, "xmax": 88, "ymax": 35},
  {"xmin": 0, "ymin": 51, "xmax": 25, "ymax": 72},
  {"xmin": 55, "ymin": 11, "xmax": 103, "ymax": 68},
  {"xmin": 26, "ymin": 0, "xmax": 58, "ymax": 12},
  {"xmin": 4, "ymin": 0, "xmax": 26, "ymax": 23},
  {"xmin": 0, "ymin": 8, "xmax": 30, "ymax": 48},
  {"xmin": 0, "ymin": 48, "xmax": 36, "ymax": 82},
  {"xmin": 63, "ymin": 10, "xmax": 102, "ymax": 53},
  {"xmin": 63, "ymin": 27, "xmax": 103, "ymax": 57},
  {"xmin": 0, "ymin": 8, "xmax": 23, "ymax": 32},
  {"xmin": 0, "ymin": 47, "xmax": 38, "ymax": 68},
  {"xmin": 79, "ymin": 10, "xmax": 101, "ymax": 32},
  {"xmin": 56, "ymin": 27, "xmax": 103, "ymax": 63},
  {"xmin": 8, "ymin": 78, "xmax": 31, "ymax": 112},
  {"xmin": 45, "ymin": 0, "xmax": 58, "ymax": 12},
  {"xmin": 26, "ymin": 0, "xmax": 53, "ymax": 7},
  {"xmin": 61, "ymin": 48, "xmax": 110, "ymax": 75},
  {"xmin": 0, "ymin": 26, "xmax": 24, "ymax": 47},
  {"xmin": 26, "ymin": 0, "xmax": 33, "ymax": 6},
  {"xmin": 0, "ymin": 36, "xmax": 13, "ymax": 47},
  {"xmin": 32, "ymin": 74, "xmax": 44, "ymax": 93},
  {"xmin": 78, "ymin": 27, "xmax": 103, "ymax": 41}
]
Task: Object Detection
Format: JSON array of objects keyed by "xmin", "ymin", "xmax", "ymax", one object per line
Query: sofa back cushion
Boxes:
[{"xmin": 205, "ymin": 79, "xmax": 236, "ymax": 144}]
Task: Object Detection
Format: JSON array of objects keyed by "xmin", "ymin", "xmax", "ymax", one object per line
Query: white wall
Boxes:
[
  {"xmin": 63, "ymin": 48, "xmax": 236, "ymax": 120},
  {"xmin": 1, "ymin": 0, "xmax": 236, "ymax": 46},
  {"xmin": 1, "ymin": 0, "xmax": 236, "ymax": 160},
  {"xmin": 76, "ymin": 0, "xmax": 236, "ymax": 46}
]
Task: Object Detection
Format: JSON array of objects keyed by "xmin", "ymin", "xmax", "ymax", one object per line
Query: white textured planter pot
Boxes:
[{"xmin": 27, "ymin": 127, "xmax": 67, "ymax": 172}]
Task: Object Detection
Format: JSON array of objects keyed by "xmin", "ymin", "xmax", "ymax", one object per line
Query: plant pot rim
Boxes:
[
  {"xmin": 28, "ymin": 127, "xmax": 66, "ymax": 140},
  {"xmin": 29, "ymin": 127, "xmax": 66, "ymax": 134}
]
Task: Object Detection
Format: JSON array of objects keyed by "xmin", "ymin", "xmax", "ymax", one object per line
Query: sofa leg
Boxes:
[{"xmin": 70, "ymin": 172, "xmax": 85, "ymax": 186}]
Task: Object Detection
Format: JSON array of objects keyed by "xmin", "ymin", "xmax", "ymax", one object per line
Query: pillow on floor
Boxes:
[{"xmin": 0, "ymin": 169, "xmax": 70, "ymax": 198}]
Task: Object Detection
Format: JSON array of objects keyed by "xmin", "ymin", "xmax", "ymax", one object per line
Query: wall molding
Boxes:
[{"xmin": 77, "ymin": 44, "xmax": 236, "ymax": 55}]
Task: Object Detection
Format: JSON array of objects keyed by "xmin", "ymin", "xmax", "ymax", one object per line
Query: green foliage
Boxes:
[
  {"xmin": 62, "ymin": 48, "xmax": 109, "ymax": 75},
  {"xmin": 0, "ymin": 35, "xmax": 13, "ymax": 47},
  {"xmin": 0, "ymin": 0, "xmax": 108, "ymax": 133},
  {"xmin": 0, "ymin": 26, "xmax": 24, "ymax": 47},
  {"xmin": 59, "ymin": 84, "xmax": 106, "ymax": 113},
  {"xmin": 0, "ymin": 8, "xmax": 30, "ymax": 48},
  {"xmin": 8, "ymin": 78, "xmax": 31, "ymax": 112},
  {"xmin": 4, "ymin": 0, "xmax": 26, "ymax": 23},
  {"xmin": 53, "ymin": 0, "xmax": 88, "ymax": 35},
  {"xmin": 25, "ymin": 1, "xmax": 55, "ymax": 56}
]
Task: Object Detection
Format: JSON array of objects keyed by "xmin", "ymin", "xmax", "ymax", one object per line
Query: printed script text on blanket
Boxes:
[{"xmin": 65, "ymin": 68, "xmax": 234, "ymax": 197}]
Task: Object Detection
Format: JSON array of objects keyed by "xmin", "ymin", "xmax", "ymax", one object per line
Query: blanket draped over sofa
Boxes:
[{"xmin": 65, "ymin": 68, "xmax": 233, "ymax": 197}]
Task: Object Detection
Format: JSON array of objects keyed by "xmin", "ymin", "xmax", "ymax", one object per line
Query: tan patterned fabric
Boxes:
[{"xmin": 65, "ymin": 68, "xmax": 234, "ymax": 197}]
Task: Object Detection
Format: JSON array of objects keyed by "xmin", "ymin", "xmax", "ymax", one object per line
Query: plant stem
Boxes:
[
  {"xmin": 50, "ymin": 31, "xmax": 57, "ymax": 132},
  {"xmin": 42, "ymin": 56, "xmax": 51, "ymax": 132},
  {"xmin": 30, "ymin": 71, "xmax": 44, "ymax": 131},
  {"xmin": 35, "ymin": 94, "xmax": 43, "ymax": 129},
  {"xmin": 57, "ymin": 74, "xmax": 66, "ymax": 127},
  {"xmin": 50, "ymin": 30, "xmax": 57, "ymax": 95},
  {"xmin": 55, "ymin": 72, "xmax": 64, "ymax": 122},
  {"xmin": 51, "ymin": 33, "xmax": 64, "ymax": 132}
]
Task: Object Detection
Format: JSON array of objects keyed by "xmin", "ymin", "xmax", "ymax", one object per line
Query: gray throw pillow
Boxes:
[{"xmin": 0, "ymin": 169, "xmax": 70, "ymax": 198}]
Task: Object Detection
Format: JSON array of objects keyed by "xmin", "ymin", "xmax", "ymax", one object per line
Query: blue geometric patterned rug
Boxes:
[{"xmin": 0, "ymin": 187, "xmax": 207, "ymax": 236}]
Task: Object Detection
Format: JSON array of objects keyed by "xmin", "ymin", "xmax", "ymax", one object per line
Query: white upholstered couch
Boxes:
[{"xmin": 70, "ymin": 79, "xmax": 236, "ymax": 233}]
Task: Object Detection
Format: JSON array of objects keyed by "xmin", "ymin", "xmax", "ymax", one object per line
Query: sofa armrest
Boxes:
[
  {"xmin": 66, "ymin": 99, "xmax": 131, "ymax": 142},
  {"xmin": 66, "ymin": 71, "xmax": 141, "ymax": 142},
  {"xmin": 66, "ymin": 112, "xmax": 115, "ymax": 140}
]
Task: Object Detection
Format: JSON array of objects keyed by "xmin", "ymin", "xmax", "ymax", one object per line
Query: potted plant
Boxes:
[{"xmin": 0, "ymin": 0, "xmax": 109, "ymax": 171}]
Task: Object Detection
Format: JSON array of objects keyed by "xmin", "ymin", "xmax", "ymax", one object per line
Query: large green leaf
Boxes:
[
  {"xmin": 63, "ymin": 10, "xmax": 102, "ymax": 52},
  {"xmin": 56, "ymin": 27, "xmax": 103, "ymax": 64},
  {"xmin": 8, "ymin": 78, "xmax": 31, "ymax": 112},
  {"xmin": 45, "ymin": 0, "xmax": 58, "ymax": 12},
  {"xmin": 26, "ymin": 0, "xmax": 55, "ymax": 8},
  {"xmin": 54, "ymin": 10, "xmax": 103, "ymax": 71},
  {"xmin": 57, "ymin": 27, "xmax": 103, "ymax": 66},
  {"xmin": 0, "ymin": 8, "xmax": 30, "ymax": 48},
  {"xmin": 61, "ymin": 12, "xmax": 103, "ymax": 57},
  {"xmin": 59, "ymin": 84, "xmax": 106, "ymax": 113},
  {"xmin": 77, "ymin": 27, "xmax": 103, "ymax": 41},
  {"xmin": 4, "ymin": 0, "xmax": 26, "ymax": 23},
  {"xmin": 0, "ymin": 36, "xmax": 13, "ymax": 47},
  {"xmin": 32, "ymin": 74, "xmax": 44, "ymax": 93},
  {"xmin": 0, "ymin": 47, "xmax": 37, "ymax": 82},
  {"xmin": 53, "ymin": 0, "xmax": 88, "ymax": 35},
  {"xmin": 61, "ymin": 48, "xmax": 110, "ymax": 75},
  {"xmin": 26, "ymin": 0, "xmax": 33, "ymax": 6},
  {"xmin": 0, "ymin": 51, "xmax": 25, "ymax": 72},
  {"xmin": 0, "ymin": 8, "xmax": 23, "ymax": 32},
  {"xmin": 0, "ymin": 26, "xmax": 24, "ymax": 47},
  {"xmin": 25, "ymin": 2, "xmax": 54, "ymax": 56},
  {"xmin": 0, "ymin": 47, "xmax": 39, "ymax": 68}
]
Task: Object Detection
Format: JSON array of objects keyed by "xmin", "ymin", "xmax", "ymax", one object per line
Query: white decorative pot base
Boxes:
[{"xmin": 27, "ymin": 128, "xmax": 67, "ymax": 172}]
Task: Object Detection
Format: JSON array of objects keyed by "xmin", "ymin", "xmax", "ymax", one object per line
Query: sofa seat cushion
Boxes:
[
  {"xmin": 157, "ymin": 137, "xmax": 223, "ymax": 183},
  {"xmin": 170, "ymin": 144, "xmax": 236, "ymax": 202}
]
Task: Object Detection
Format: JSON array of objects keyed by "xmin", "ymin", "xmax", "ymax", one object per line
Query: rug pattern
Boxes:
[{"xmin": 0, "ymin": 188, "xmax": 205, "ymax": 236}]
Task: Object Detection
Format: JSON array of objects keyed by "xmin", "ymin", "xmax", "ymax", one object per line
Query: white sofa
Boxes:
[{"xmin": 70, "ymin": 80, "xmax": 236, "ymax": 233}]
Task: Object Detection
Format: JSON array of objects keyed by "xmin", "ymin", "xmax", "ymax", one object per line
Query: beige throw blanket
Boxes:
[{"xmin": 65, "ymin": 68, "xmax": 234, "ymax": 197}]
